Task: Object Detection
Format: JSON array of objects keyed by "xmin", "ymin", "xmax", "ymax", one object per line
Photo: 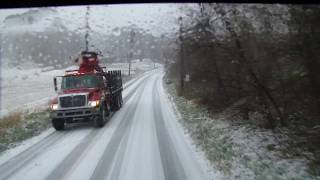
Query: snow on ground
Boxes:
[
  {"xmin": 165, "ymin": 82, "xmax": 316, "ymax": 179},
  {"xmin": 8, "ymin": 128, "xmax": 93, "ymax": 180},
  {"xmin": 157, "ymin": 73, "xmax": 223, "ymax": 180},
  {"xmin": 0, "ymin": 128, "xmax": 55, "ymax": 166},
  {"xmin": 227, "ymin": 123, "xmax": 311, "ymax": 180},
  {"xmin": 0, "ymin": 65, "xmax": 66, "ymax": 116},
  {"xmin": 0, "ymin": 60, "xmax": 158, "ymax": 117},
  {"xmin": 116, "ymin": 74, "xmax": 165, "ymax": 180}
]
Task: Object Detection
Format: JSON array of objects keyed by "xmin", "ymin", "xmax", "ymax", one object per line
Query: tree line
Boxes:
[{"xmin": 166, "ymin": 4, "xmax": 320, "ymax": 128}]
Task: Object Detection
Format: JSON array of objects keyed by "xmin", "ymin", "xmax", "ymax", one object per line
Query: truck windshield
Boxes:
[{"xmin": 61, "ymin": 75, "xmax": 100, "ymax": 90}]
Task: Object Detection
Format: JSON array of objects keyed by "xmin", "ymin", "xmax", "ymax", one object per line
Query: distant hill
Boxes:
[
  {"xmin": 3, "ymin": 8, "xmax": 58, "ymax": 34},
  {"xmin": 2, "ymin": 8, "xmax": 83, "ymax": 69},
  {"xmin": 1, "ymin": 8, "xmax": 168, "ymax": 69}
]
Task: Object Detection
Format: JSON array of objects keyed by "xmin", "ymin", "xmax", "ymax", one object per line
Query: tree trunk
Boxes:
[{"xmin": 221, "ymin": 11, "xmax": 284, "ymax": 127}]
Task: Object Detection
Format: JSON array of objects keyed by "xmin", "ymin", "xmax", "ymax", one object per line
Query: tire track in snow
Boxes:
[
  {"xmin": 0, "ymin": 131, "xmax": 68, "ymax": 180},
  {"xmin": 122, "ymin": 70, "xmax": 153, "ymax": 89},
  {"xmin": 122, "ymin": 75, "xmax": 150, "ymax": 101},
  {"xmin": 89, "ymin": 74, "xmax": 150, "ymax": 180},
  {"xmin": 45, "ymin": 130, "xmax": 100, "ymax": 180},
  {"xmin": 105, "ymin": 119, "xmax": 133, "ymax": 180},
  {"xmin": 114, "ymin": 73, "xmax": 164, "ymax": 180},
  {"xmin": 152, "ymin": 76, "xmax": 187, "ymax": 180}
]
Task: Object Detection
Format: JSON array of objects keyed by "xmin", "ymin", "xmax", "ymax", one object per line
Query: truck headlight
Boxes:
[
  {"xmin": 88, "ymin": 100, "xmax": 100, "ymax": 107},
  {"xmin": 51, "ymin": 104, "xmax": 58, "ymax": 110}
]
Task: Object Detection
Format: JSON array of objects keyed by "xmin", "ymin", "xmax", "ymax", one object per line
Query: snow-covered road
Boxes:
[{"xmin": 0, "ymin": 69, "xmax": 213, "ymax": 180}]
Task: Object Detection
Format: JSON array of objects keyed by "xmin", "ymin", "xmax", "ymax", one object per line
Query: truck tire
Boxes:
[
  {"xmin": 117, "ymin": 94, "xmax": 122, "ymax": 109},
  {"xmin": 111, "ymin": 94, "xmax": 118, "ymax": 111},
  {"xmin": 52, "ymin": 119, "xmax": 65, "ymax": 131},
  {"xmin": 114, "ymin": 94, "xmax": 121, "ymax": 111},
  {"xmin": 119, "ymin": 93, "xmax": 123, "ymax": 107},
  {"xmin": 95, "ymin": 105, "xmax": 107, "ymax": 127}
]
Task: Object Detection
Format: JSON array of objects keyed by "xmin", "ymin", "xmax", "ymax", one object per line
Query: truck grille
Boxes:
[{"xmin": 59, "ymin": 95, "xmax": 86, "ymax": 108}]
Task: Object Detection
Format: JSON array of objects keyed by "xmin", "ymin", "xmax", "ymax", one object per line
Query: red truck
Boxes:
[{"xmin": 49, "ymin": 51, "xmax": 123, "ymax": 130}]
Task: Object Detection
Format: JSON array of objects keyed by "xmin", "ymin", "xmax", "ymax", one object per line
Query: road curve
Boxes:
[{"xmin": 0, "ymin": 69, "xmax": 210, "ymax": 180}]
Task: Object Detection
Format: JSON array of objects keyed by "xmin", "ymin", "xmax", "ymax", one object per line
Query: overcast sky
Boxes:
[{"xmin": 0, "ymin": 3, "xmax": 186, "ymax": 36}]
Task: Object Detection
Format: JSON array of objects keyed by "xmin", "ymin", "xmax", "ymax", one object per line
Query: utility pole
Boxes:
[
  {"xmin": 128, "ymin": 30, "xmax": 135, "ymax": 76},
  {"xmin": 178, "ymin": 17, "xmax": 184, "ymax": 96},
  {"xmin": 85, "ymin": 6, "xmax": 90, "ymax": 51},
  {"xmin": 0, "ymin": 33, "xmax": 2, "ymax": 115}
]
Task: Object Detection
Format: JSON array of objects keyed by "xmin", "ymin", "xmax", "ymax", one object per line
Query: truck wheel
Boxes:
[
  {"xmin": 117, "ymin": 95, "xmax": 122, "ymax": 109},
  {"xmin": 111, "ymin": 95, "xmax": 118, "ymax": 111},
  {"xmin": 95, "ymin": 105, "xmax": 107, "ymax": 127},
  {"xmin": 114, "ymin": 94, "xmax": 121, "ymax": 111},
  {"xmin": 52, "ymin": 119, "xmax": 65, "ymax": 131},
  {"xmin": 119, "ymin": 94, "xmax": 123, "ymax": 107}
]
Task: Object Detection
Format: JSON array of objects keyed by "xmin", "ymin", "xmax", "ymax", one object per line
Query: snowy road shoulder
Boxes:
[
  {"xmin": 0, "ymin": 128, "xmax": 55, "ymax": 167},
  {"xmin": 156, "ymin": 73, "xmax": 222, "ymax": 180}
]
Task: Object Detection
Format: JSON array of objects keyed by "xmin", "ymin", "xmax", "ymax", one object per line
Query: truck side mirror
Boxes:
[{"xmin": 53, "ymin": 77, "xmax": 58, "ymax": 92}]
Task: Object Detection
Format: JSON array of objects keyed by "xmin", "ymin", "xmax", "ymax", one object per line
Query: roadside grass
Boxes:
[
  {"xmin": 164, "ymin": 80, "xmax": 319, "ymax": 180},
  {"xmin": 274, "ymin": 126, "xmax": 320, "ymax": 177},
  {"xmin": 0, "ymin": 112, "xmax": 23, "ymax": 131},
  {"xmin": 0, "ymin": 109, "xmax": 51, "ymax": 153}
]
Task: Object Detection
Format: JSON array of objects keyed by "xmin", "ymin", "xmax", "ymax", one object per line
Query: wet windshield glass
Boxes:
[
  {"xmin": 61, "ymin": 75, "xmax": 99, "ymax": 89},
  {"xmin": 1, "ymin": 3, "xmax": 320, "ymax": 180}
]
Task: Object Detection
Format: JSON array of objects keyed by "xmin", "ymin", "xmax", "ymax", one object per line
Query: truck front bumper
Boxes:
[{"xmin": 50, "ymin": 107, "xmax": 100, "ymax": 122}]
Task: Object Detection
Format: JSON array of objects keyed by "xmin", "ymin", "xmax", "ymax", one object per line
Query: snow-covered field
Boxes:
[
  {"xmin": 0, "ymin": 69, "xmax": 214, "ymax": 180},
  {"xmin": 0, "ymin": 60, "xmax": 159, "ymax": 117}
]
